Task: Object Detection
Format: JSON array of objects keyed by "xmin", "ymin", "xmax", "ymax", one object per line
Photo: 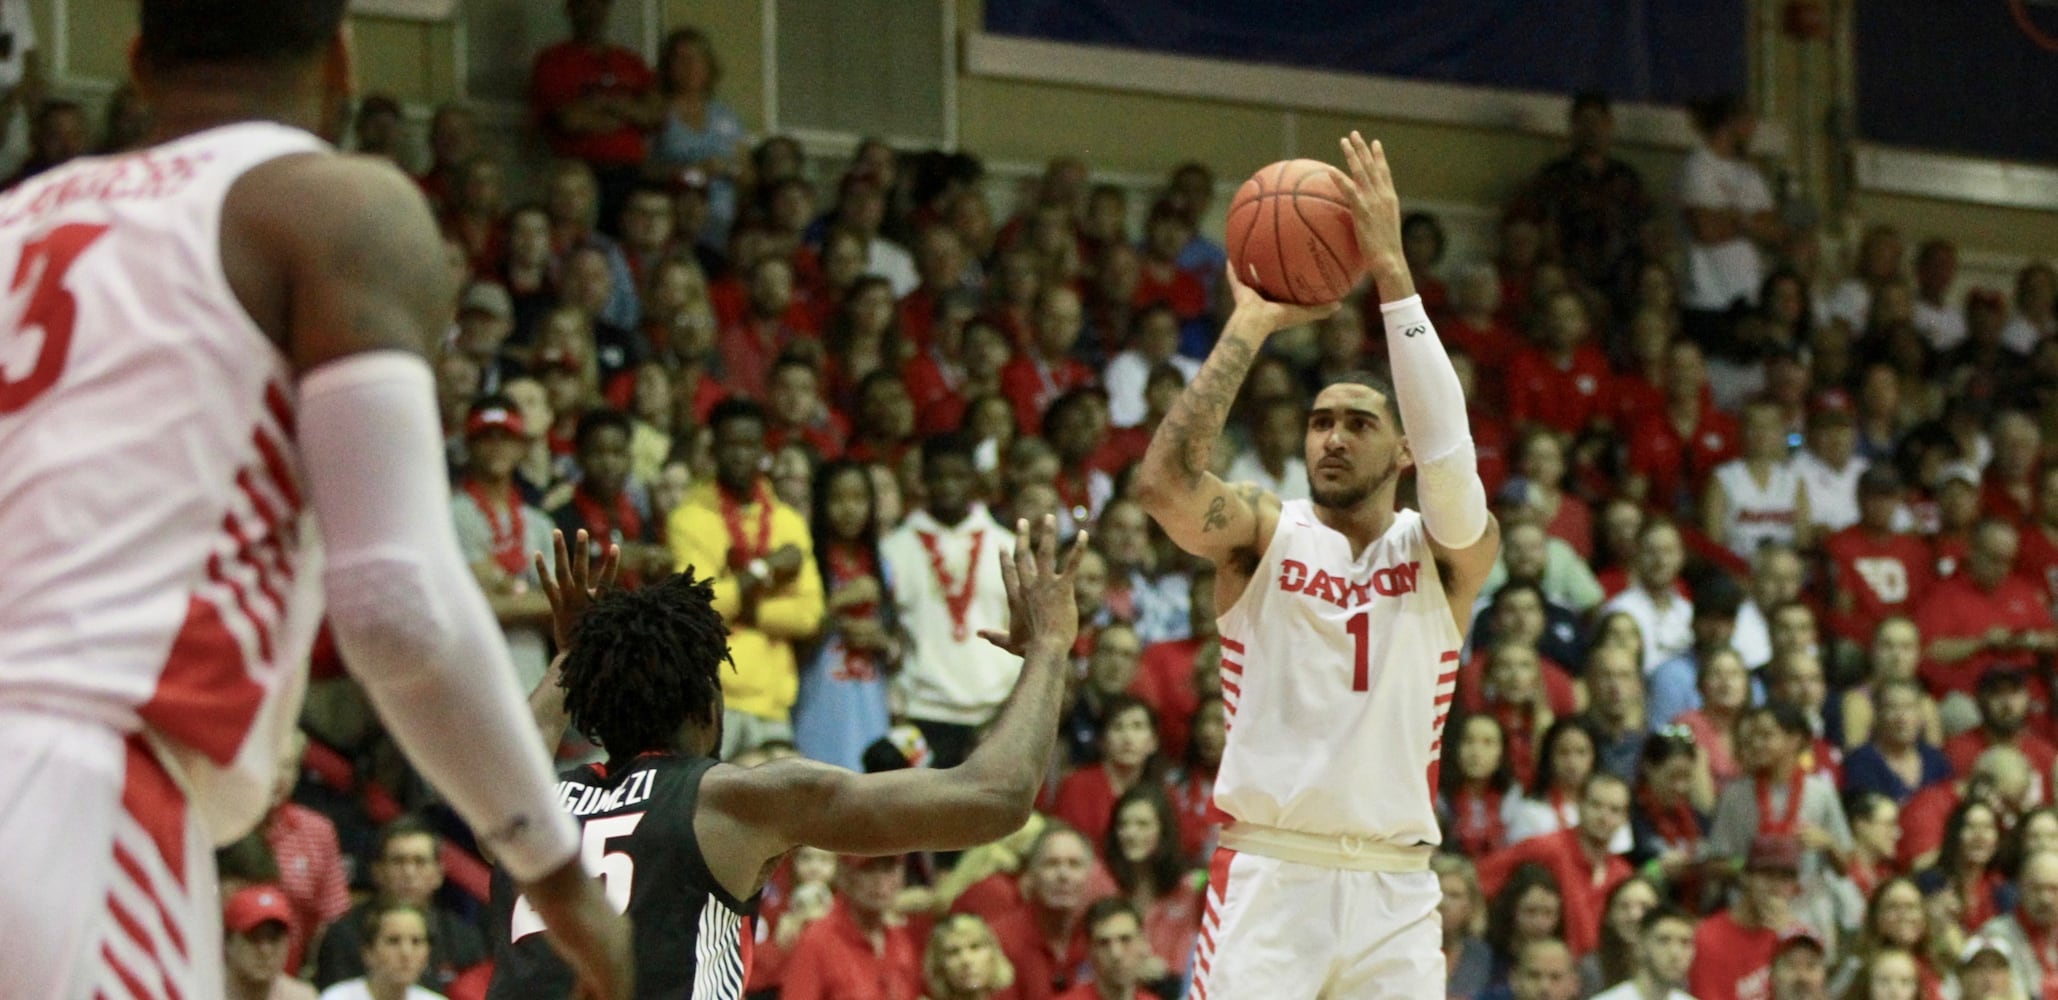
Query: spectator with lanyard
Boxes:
[
  {"xmin": 451, "ymin": 395, "xmax": 556, "ymax": 688},
  {"xmin": 551, "ymin": 408, "xmax": 670, "ymax": 587}
]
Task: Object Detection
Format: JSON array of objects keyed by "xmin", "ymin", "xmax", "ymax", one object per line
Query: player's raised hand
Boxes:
[
  {"xmin": 535, "ymin": 529, "xmax": 621, "ymax": 651},
  {"xmin": 1338, "ymin": 131, "xmax": 1415, "ymax": 298},
  {"xmin": 1223, "ymin": 259, "xmax": 1340, "ymax": 334},
  {"xmin": 978, "ymin": 516, "xmax": 1087, "ymax": 656}
]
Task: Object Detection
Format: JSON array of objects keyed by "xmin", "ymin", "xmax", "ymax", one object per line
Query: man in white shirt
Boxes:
[
  {"xmin": 1104, "ymin": 305, "xmax": 1200, "ymax": 428},
  {"xmin": 1912, "ymin": 238, "xmax": 1968, "ymax": 352},
  {"xmin": 1678, "ymin": 94, "xmax": 1784, "ymax": 340},
  {"xmin": 1225, "ymin": 396, "xmax": 1311, "ymax": 502},
  {"xmin": 1792, "ymin": 392, "xmax": 1868, "ymax": 535},
  {"xmin": 1603, "ymin": 518, "xmax": 1695, "ymax": 673},
  {"xmin": 881, "ymin": 434, "xmax": 1017, "ymax": 768},
  {"xmin": 1732, "ymin": 542, "xmax": 1807, "ymax": 669},
  {"xmin": 1592, "ymin": 906, "xmax": 1698, "ymax": 1000}
]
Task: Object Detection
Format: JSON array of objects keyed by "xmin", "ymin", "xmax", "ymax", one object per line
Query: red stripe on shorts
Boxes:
[{"xmin": 1221, "ymin": 637, "xmax": 1245, "ymax": 654}]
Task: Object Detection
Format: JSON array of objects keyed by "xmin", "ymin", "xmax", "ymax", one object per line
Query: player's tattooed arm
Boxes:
[{"xmin": 1148, "ymin": 333, "xmax": 1257, "ymax": 486}]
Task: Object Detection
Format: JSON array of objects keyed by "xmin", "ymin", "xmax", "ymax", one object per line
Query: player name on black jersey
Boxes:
[{"xmin": 555, "ymin": 768, "xmax": 656, "ymax": 817}]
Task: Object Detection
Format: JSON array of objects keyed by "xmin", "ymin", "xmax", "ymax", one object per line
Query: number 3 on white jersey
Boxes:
[{"xmin": 510, "ymin": 812, "xmax": 644, "ymax": 942}]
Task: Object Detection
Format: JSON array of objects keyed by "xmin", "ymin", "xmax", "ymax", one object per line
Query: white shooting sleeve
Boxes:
[
  {"xmin": 298, "ymin": 351, "xmax": 578, "ymax": 882},
  {"xmin": 1381, "ymin": 295, "xmax": 1489, "ymax": 549}
]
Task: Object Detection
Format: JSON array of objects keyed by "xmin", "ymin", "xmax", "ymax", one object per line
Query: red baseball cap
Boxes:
[
  {"xmin": 224, "ymin": 884, "xmax": 293, "ymax": 935},
  {"xmin": 465, "ymin": 402, "xmax": 526, "ymax": 440}
]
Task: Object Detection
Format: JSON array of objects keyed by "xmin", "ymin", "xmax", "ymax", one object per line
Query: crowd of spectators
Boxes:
[{"xmin": 19, "ymin": 3, "xmax": 2058, "ymax": 1000}]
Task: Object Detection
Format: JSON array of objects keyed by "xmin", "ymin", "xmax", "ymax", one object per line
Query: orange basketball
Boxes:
[{"xmin": 1224, "ymin": 159, "xmax": 1367, "ymax": 306}]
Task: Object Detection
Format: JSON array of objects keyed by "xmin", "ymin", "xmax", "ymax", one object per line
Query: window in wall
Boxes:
[{"xmin": 772, "ymin": 0, "xmax": 950, "ymax": 145}]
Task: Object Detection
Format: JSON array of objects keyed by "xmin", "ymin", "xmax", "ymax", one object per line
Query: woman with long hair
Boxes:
[
  {"xmin": 1483, "ymin": 863, "xmax": 1566, "ymax": 983},
  {"xmin": 1504, "ymin": 717, "xmax": 1623, "ymax": 851},
  {"xmin": 1919, "ymin": 799, "xmax": 2008, "ymax": 933},
  {"xmin": 1439, "ymin": 712, "xmax": 1516, "ymax": 857},
  {"xmin": 920, "ymin": 914, "xmax": 1016, "ymax": 1000},
  {"xmin": 1675, "ymin": 648, "xmax": 1751, "ymax": 782},
  {"xmin": 1827, "ymin": 878, "xmax": 1944, "ymax": 1000},
  {"xmin": 1103, "ymin": 784, "xmax": 1203, "ymax": 992},
  {"xmin": 648, "ymin": 27, "xmax": 745, "ymax": 240},
  {"xmin": 789, "ymin": 460, "xmax": 899, "ymax": 772},
  {"xmin": 827, "ymin": 275, "xmax": 906, "ymax": 410},
  {"xmin": 1578, "ymin": 877, "xmax": 1661, "ymax": 996},
  {"xmin": 1436, "ymin": 854, "xmax": 1495, "ymax": 1000}
]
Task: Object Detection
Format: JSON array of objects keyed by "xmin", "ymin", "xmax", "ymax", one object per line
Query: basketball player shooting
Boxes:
[
  {"xmin": 1134, "ymin": 133, "xmax": 1500, "ymax": 999},
  {"xmin": 0, "ymin": 3, "xmax": 629, "ymax": 999}
]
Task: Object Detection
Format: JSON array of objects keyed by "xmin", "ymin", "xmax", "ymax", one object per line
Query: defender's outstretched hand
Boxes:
[
  {"xmin": 535, "ymin": 529, "xmax": 621, "ymax": 651},
  {"xmin": 978, "ymin": 516, "xmax": 1087, "ymax": 656}
]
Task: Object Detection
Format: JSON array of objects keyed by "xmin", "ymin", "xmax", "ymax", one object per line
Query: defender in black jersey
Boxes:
[{"xmin": 490, "ymin": 495, "xmax": 1082, "ymax": 1000}]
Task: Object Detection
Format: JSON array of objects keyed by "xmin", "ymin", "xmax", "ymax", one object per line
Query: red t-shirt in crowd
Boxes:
[
  {"xmin": 1050, "ymin": 764, "xmax": 1129, "ymax": 856},
  {"xmin": 898, "ymin": 288, "xmax": 941, "ymax": 352},
  {"xmin": 1133, "ymin": 637, "xmax": 1204, "ymax": 757},
  {"xmin": 263, "ymin": 802, "xmax": 353, "ymax": 975},
  {"xmin": 1506, "ymin": 344, "xmax": 1612, "ymax": 436},
  {"xmin": 1687, "ymin": 909, "xmax": 1783, "ymax": 1000},
  {"xmin": 1055, "ymin": 985, "xmax": 1150, "ymax": 1000},
  {"xmin": 987, "ymin": 905, "xmax": 1093, "ymax": 1000},
  {"xmin": 1897, "ymin": 781, "xmax": 1961, "ymax": 870},
  {"xmin": 529, "ymin": 41, "xmax": 655, "ymax": 166},
  {"xmin": 1475, "ymin": 829, "xmax": 1631, "ymax": 957},
  {"xmin": 1626, "ymin": 405, "xmax": 1741, "ymax": 515},
  {"xmin": 2019, "ymin": 523, "xmax": 2058, "ymax": 612},
  {"xmin": 1611, "ymin": 372, "xmax": 1665, "ymax": 432},
  {"xmin": 1165, "ymin": 768, "xmax": 1219, "ymax": 860},
  {"xmin": 1944, "ymin": 728, "xmax": 2058, "ymax": 791},
  {"xmin": 767, "ymin": 414, "xmax": 850, "ymax": 463},
  {"xmin": 1133, "ymin": 263, "xmax": 1206, "ymax": 320},
  {"xmin": 717, "ymin": 317, "xmax": 809, "ymax": 402},
  {"xmin": 781, "ymin": 900, "xmax": 925, "ymax": 1000},
  {"xmin": 1000, "ymin": 354, "xmax": 1097, "ymax": 435},
  {"xmin": 1823, "ymin": 527, "xmax": 1935, "ymax": 646},
  {"xmin": 1933, "ymin": 532, "xmax": 1972, "ymax": 580},
  {"xmin": 1915, "ymin": 573, "xmax": 2054, "ymax": 697}
]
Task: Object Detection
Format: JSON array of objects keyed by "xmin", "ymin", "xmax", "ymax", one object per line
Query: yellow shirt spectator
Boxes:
[{"xmin": 668, "ymin": 476, "xmax": 823, "ymax": 735}]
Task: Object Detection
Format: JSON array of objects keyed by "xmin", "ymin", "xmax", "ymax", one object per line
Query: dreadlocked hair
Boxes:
[{"xmin": 558, "ymin": 568, "xmax": 733, "ymax": 760}]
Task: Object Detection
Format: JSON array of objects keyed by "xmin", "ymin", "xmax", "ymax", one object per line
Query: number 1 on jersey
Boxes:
[{"xmin": 1347, "ymin": 611, "xmax": 1370, "ymax": 692}]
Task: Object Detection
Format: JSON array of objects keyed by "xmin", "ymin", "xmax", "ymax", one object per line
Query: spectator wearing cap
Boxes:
[
  {"xmin": 315, "ymin": 818, "xmax": 485, "ymax": 993},
  {"xmin": 984, "ymin": 825, "xmax": 1097, "ymax": 1000},
  {"xmin": 1842, "ymin": 679, "xmax": 1953, "ymax": 805},
  {"xmin": 781, "ymin": 854, "xmax": 925, "ymax": 1000},
  {"xmin": 1955, "ymin": 933, "xmax": 2024, "ymax": 1000},
  {"xmin": 1478, "ymin": 773, "xmax": 1635, "ymax": 958},
  {"xmin": 225, "ymin": 884, "xmax": 316, "ymax": 1000},
  {"xmin": 450, "ymin": 282, "xmax": 518, "ymax": 396},
  {"xmin": 1769, "ymin": 928, "xmax": 1829, "ymax": 1000},
  {"xmin": 1794, "ymin": 390, "xmax": 1868, "ymax": 534},
  {"xmin": 1917, "ymin": 519, "xmax": 2058, "ymax": 701},
  {"xmin": 1975, "ymin": 849, "xmax": 2058, "ymax": 1000},
  {"xmin": 1001, "ymin": 286, "xmax": 1098, "ymax": 437},
  {"xmin": 649, "ymin": 27, "xmax": 745, "ymax": 242},
  {"xmin": 1688, "ymin": 835, "xmax": 1810, "ymax": 1000},
  {"xmin": 1941, "ymin": 668, "xmax": 2058, "ymax": 791},
  {"xmin": 450, "ymin": 395, "xmax": 555, "ymax": 688},
  {"xmin": 670, "ymin": 397, "xmax": 824, "ymax": 757},
  {"xmin": 1825, "ymin": 469, "xmax": 1935, "ymax": 651},
  {"xmin": 529, "ymin": 0, "xmax": 661, "ymax": 232},
  {"xmin": 1591, "ymin": 906, "xmax": 1697, "ymax": 1000},
  {"xmin": 259, "ymin": 730, "xmax": 352, "ymax": 976},
  {"xmin": 1708, "ymin": 703, "xmax": 1852, "ymax": 881},
  {"xmin": 1053, "ymin": 899, "xmax": 1153, "ymax": 1000}
]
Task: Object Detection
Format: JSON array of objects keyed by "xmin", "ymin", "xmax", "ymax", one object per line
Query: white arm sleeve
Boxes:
[
  {"xmin": 1381, "ymin": 295, "xmax": 1488, "ymax": 549},
  {"xmin": 298, "ymin": 351, "xmax": 578, "ymax": 883}
]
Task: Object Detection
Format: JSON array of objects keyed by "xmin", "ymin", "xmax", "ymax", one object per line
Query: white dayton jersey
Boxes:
[
  {"xmin": 0, "ymin": 123, "xmax": 330, "ymax": 843},
  {"xmin": 1713, "ymin": 458, "xmax": 1802, "ymax": 560},
  {"xmin": 1214, "ymin": 502, "xmax": 1462, "ymax": 845}
]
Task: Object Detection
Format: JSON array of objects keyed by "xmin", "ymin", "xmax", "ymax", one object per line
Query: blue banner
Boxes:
[
  {"xmin": 983, "ymin": 0, "xmax": 1747, "ymax": 106},
  {"xmin": 1857, "ymin": 0, "xmax": 2058, "ymax": 164}
]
